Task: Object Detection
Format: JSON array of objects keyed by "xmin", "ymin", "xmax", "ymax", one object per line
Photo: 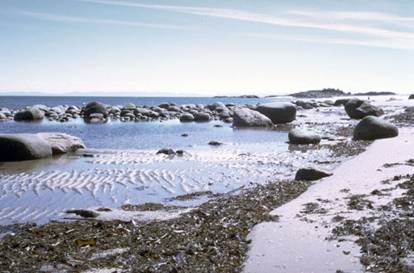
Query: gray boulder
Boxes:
[
  {"xmin": 288, "ymin": 129, "xmax": 321, "ymax": 144},
  {"xmin": 0, "ymin": 134, "xmax": 53, "ymax": 162},
  {"xmin": 37, "ymin": 133, "xmax": 85, "ymax": 154},
  {"xmin": 334, "ymin": 99, "xmax": 350, "ymax": 106},
  {"xmin": 409, "ymin": 94, "xmax": 414, "ymax": 100},
  {"xmin": 194, "ymin": 112, "xmax": 211, "ymax": 122},
  {"xmin": 295, "ymin": 167, "xmax": 332, "ymax": 181},
  {"xmin": 344, "ymin": 99, "xmax": 384, "ymax": 119},
  {"xmin": 256, "ymin": 102, "xmax": 296, "ymax": 123},
  {"xmin": 353, "ymin": 116, "xmax": 399, "ymax": 140},
  {"xmin": 180, "ymin": 113, "xmax": 195, "ymax": 122},
  {"xmin": 233, "ymin": 107, "xmax": 273, "ymax": 127},
  {"xmin": 84, "ymin": 102, "xmax": 108, "ymax": 119},
  {"xmin": 14, "ymin": 107, "xmax": 45, "ymax": 121}
]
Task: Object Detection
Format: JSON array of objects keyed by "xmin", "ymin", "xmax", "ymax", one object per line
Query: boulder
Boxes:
[
  {"xmin": 156, "ymin": 148, "xmax": 175, "ymax": 155},
  {"xmin": 179, "ymin": 113, "xmax": 195, "ymax": 122},
  {"xmin": 256, "ymin": 102, "xmax": 296, "ymax": 123},
  {"xmin": 194, "ymin": 112, "xmax": 211, "ymax": 122},
  {"xmin": 123, "ymin": 103, "xmax": 137, "ymax": 110},
  {"xmin": 84, "ymin": 102, "xmax": 108, "ymax": 119},
  {"xmin": 14, "ymin": 107, "xmax": 45, "ymax": 121},
  {"xmin": 334, "ymin": 99, "xmax": 350, "ymax": 106},
  {"xmin": 288, "ymin": 129, "xmax": 321, "ymax": 145},
  {"xmin": 344, "ymin": 99, "xmax": 383, "ymax": 119},
  {"xmin": 295, "ymin": 167, "xmax": 332, "ymax": 181},
  {"xmin": 353, "ymin": 116, "xmax": 399, "ymax": 140},
  {"xmin": 0, "ymin": 134, "xmax": 53, "ymax": 162},
  {"xmin": 409, "ymin": 94, "xmax": 414, "ymax": 100},
  {"xmin": 0, "ymin": 113, "xmax": 6, "ymax": 121},
  {"xmin": 37, "ymin": 133, "xmax": 85, "ymax": 154},
  {"xmin": 233, "ymin": 107, "xmax": 273, "ymax": 127}
]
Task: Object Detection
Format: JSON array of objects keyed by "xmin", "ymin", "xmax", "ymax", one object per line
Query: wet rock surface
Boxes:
[
  {"xmin": 256, "ymin": 102, "xmax": 297, "ymax": 124},
  {"xmin": 354, "ymin": 116, "xmax": 399, "ymax": 140},
  {"xmin": 288, "ymin": 128, "xmax": 321, "ymax": 145},
  {"xmin": 0, "ymin": 134, "xmax": 53, "ymax": 162}
]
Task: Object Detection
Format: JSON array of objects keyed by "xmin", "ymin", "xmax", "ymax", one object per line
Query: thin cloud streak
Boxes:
[
  {"xmin": 18, "ymin": 10, "xmax": 190, "ymax": 30},
  {"xmin": 241, "ymin": 33, "xmax": 414, "ymax": 51},
  {"xmin": 290, "ymin": 10, "xmax": 414, "ymax": 22},
  {"xmin": 77, "ymin": 0, "xmax": 414, "ymax": 40}
]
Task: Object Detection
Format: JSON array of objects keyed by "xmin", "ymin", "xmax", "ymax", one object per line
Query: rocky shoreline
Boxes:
[{"xmin": 0, "ymin": 95, "xmax": 412, "ymax": 272}]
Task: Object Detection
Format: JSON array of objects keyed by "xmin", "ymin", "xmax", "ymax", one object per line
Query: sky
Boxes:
[{"xmin": 1, "ymin": 0, "xmax": 414, "ymax": 96}]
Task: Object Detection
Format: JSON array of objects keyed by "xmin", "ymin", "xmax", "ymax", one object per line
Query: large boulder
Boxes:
[
  {"xmin": 233, "ymin": 107, "xmax": 273, "ymax": 127},
  {"xmin": 37, "ymin": 133, "xmax": 85, "ymax": 154},
  {"xmin": 0, "ymin": 134, "xmax": 52, "ymax": 162},
  {"xmin": 288, "ymin": 129, "xmax": 321, "ymax": 145},
  {"xmin": 409, "ymin": 94, "xmax": 414, "ymax": 100},
  {"xmin": 344, "ymin": 99, "xmax": 383, "ymax": 119},
  {"xmin": 256, "ymin": 102, "xmax": 296, "ymax": 123},
  {"xmin": 14, "ymin": 107, "xmax": 45, "ymax": 121},
  {"xmin": 295, "ymin": 167, "xmax": 332, "ymax": 181},
  {"xmin": 334, "ymin": 99, "xmax": 350, "ymax": 106},
  {"xmin": 179, "ymin": 113, "xmax": 195, "ymax": 122},
  {"xmin": 353, "ymin": 116, "xmax": 399, "ymax": 140},
  {"xmin": 83, "ymin": 102, "xmax": 108, "ymax": 119},
  {"xmin": 194, "ymin": 112, "xmax": 211, "ymax": 122}
]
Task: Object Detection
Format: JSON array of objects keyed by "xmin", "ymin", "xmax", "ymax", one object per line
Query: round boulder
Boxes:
[
  {"xmin": 84, "ymin": 102, "xmax": 108, "ymax": 119},
  {"xmin": 353, "ymin": 116, "xmax": 398, "ymax": 140},
  {"xmin": 37, "ymin": 133, "xmax": 85, "ymax": 154},
  {"xmin": 409, "ymin": 94, "xmax": 414, "ymax": 100},
  {"xmin": 256, "ymin": 102, "xmax": 296, "ymax": 124},
  {"xmin": 14, "ymin": 107, "xmax": 45, "ymax": 121},
  {"xmin": 180, "ymin": 113, "xmax": 195, "ymax": 122},
  {"xmin": 0, "ymin": 134, "xmax": 53, "ymax": 162},
  {"xmin": 194, "ymin": 112, "xmax": 211, "ymax": 122},
  {"xmin": 344, "ymin": 99, "xmax": 383, "ymax": 119},
  {"xmin": 288, "ymin": 129, "xmax": 321, "ymax": 145},
  {"xmin": 233, "ymin": 107, "xmax": 273, "ymax": 128}
]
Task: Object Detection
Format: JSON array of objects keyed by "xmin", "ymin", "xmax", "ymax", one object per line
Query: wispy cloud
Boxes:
[
  {"xmin": 289, "ymin": 10, "xmax": 414, "ymax": 23},
  {"xmin": 18, "ymin": 10, "xmax": 190, "ymax": 30},
  {"xmin": 76, "ymin": 0, "xmax": 414, "ymax": 40}
]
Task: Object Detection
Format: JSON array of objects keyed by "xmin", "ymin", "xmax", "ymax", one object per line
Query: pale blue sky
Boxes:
[{"xmin": 1, "ymin": 0, "xmax": 414, "ymax": 96}]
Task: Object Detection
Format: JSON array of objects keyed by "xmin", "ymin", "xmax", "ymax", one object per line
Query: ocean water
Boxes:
[
  {"xmin": 0, "ymin": 96, "xmax": 278, "ymax": 110},
  {"xmin": 0, "ymin": 95, "xmax": 341, "ymax": 225}
]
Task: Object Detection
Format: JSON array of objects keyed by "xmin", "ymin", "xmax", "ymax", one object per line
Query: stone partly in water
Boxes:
[
  {"xmin": 37, "ymin": 133, "xmax": 86, "ymax": 154},
  {"xmin": 0, "ymin": 134, "xmax": 53, "ymax": 162},
  {"xmin": 83, "ymin": 102, "xmax": 108, "ymax": 120},
  {"xmin": 344, "ymin": 99, "xmax": 384, "ymax": 119},
  {"xmin": 256, "ymin": 102, "xmax": 296, "ymax": 124},
  {"xmin": 179, "ymin": 113, "xmax": 195, "ymax": 122},
  {"xmin": 14, "ymin": 107, "xmax": 45, "ymax": 121},
  {"xmin": 353, "ymin": 116, "xmax": 399, "ymax": 140},
  {"xmin": 194, "ymin": 112, "xmax": 212, "ymax": 122},
  {"xmin": 208, "ymin": 141, "xmax": 223, "ymax": 146},
  {"xmin": 232, "ymin": 107, "xmax": 273, "ymax": 128},
  {"xmin": 334, "ymin": 99, "xmax": 350, "ymax": 107},
  {"xmin": 295, "ymin": 167, "xmax": 333, "ymax": 181},
  {"xmin": 288, "ymin": 128, "xmax": 321, "ymax": 145},
  {"xmin": 156, "ymin": 148, "xmax": 176, "ymax": 155}
]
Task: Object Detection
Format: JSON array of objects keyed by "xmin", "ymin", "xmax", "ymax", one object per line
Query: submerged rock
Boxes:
[
  {"xmin": 353, "ymin": 116, "xmax": 399, "ymax": 140},
  {"xmin": 233, "ymin": 107, "xmax": 273, "ymax": 128},
  {"xmin": 345, "ymin": 99, "xmax": 384, "ymax": 119},
  {"xmin": 14, "ymin": 107, "xmax": 44, "ymax": 121},
  {"xmin": 256, "ymin": 102, "xmax": 296, "ymax": 124},
  {"xmin": 37, "ymin": 133, "xmax": 85, "ymax": 154},
  {"xmin": 208, "ymin": 141, "xmax": 223, "ymax": 146},
  {"xmin": 288, "ymin": 129, "xmax": 321, "ymax": 145},
  {"xmin": 295, "ymin": 167, "xmax": 332, "ymax": 181},
  {"xmin": 0, "ymin": 134, "xmax": 53, "ymax": 162}
]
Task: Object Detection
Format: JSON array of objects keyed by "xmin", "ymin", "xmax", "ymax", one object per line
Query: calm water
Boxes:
[{"xmin": 0, "ymin": 96, "xmax": 280, "ymax": 110}]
